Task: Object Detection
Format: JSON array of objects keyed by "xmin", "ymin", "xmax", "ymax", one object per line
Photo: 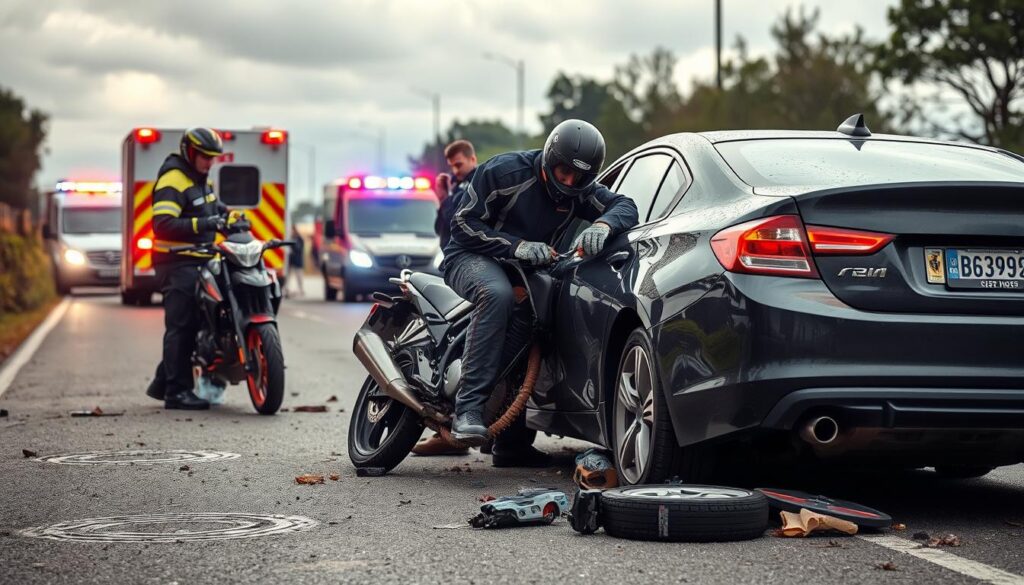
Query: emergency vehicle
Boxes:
[
  {"xmin": 317, "ymin": 175, "xmax": 441, "ymax": 302},
  {"xmin": 41, "ymin": 181, "xmax": 123, "ymax": 294},
  {"xmin": 120, "ymin": 127, "xmax": 289, "ymax": 305}
]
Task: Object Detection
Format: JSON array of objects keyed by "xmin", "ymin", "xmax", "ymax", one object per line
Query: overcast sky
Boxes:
[{"xmin": 0, "ymin": 0, "xmax": 897, "ymax": 203}]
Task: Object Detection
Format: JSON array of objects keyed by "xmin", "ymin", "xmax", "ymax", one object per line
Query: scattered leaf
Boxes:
[
  {"xmin": 927, "ymin": 534, "xmax": 962, "ymax": 548},
  {"xmin": 877, "ymin": 561, "xmax": 898, "ymax": 571},
  {"xmin": 398, "ymin": 499, "xmax": 412, "ymax": 506},
  {"xmin": 294, "ymin": 405, "xmax": 328, "ymax": 413},
  {"xmin": 296, "ymin": 474, "xmax": 325, "ymax": 485},
  {"xmin": 326, "ymin": 395, "xmax": 338, "ymax": 402},
  {"xmin": 329, "ymin": 474, "xmax": 340, "ymax": 481},
  {"xmin": 478, "ymin": 494, "xmax": 496, "ymax": 502},
  {"xmin": 891, "ymin": 523, "xmax": 907, "ymax": 532},
  {"xmin": 22, "ymin": 449, "xmax": 37, "ymax": 458}
]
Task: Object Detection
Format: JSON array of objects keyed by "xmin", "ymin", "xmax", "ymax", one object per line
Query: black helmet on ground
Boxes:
[
  {"xmin": 179, "ymin": 127, "xmax": 224, "ymax": 170},
  {"xmin": 541, "ymin": 119, "xmax": 606, "ymax": 202}
]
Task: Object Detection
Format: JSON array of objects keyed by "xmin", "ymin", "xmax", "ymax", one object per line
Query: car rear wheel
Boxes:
[{"xmin": 612, "ymin": 328, "xmax": 712, "ymax": 485}]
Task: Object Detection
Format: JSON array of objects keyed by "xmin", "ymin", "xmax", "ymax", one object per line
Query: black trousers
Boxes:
[
  {"xmin": 444, "ymin": 252, "xmax": 535, "ymax": 449},
  {"xmin": 152, "ymin": 263, "xmax": 201, "ymax": 396}
]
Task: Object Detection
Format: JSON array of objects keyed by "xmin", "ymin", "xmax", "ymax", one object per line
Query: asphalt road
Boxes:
[{"xmin": 2, "ymin": 282, "xmax": 1023, "ymax": 584}]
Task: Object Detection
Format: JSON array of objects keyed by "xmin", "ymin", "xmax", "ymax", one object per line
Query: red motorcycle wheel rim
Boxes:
[{"xmin": 245, "ymin": 328, "xmax": 268, "ymax": 407}]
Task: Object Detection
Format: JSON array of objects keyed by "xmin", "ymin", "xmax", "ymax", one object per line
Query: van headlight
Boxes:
[
  {"xmin": 349, "ymin": 250, "xmax": 373, "ymax": 268},
  {"xmin": 63, "ymin": 249, "xmax": 86, "ymax": 266}
]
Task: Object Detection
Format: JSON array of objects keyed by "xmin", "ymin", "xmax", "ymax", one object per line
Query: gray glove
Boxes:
[
  {"xmin": 573, "ymin": 222, "xmax": 611, "ymax": 257},
  {"xmin": 514, "ymin": 241, "xmax": 556, "ymax": 266}
]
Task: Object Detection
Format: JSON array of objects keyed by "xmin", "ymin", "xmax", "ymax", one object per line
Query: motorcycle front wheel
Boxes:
[
  {"xmin": 245, "ymin": 324, "xmax": 285, "ymax": 415},
  {"xmin": 348, "ymin": 376, "xmax": 424, "ymax": 473}
]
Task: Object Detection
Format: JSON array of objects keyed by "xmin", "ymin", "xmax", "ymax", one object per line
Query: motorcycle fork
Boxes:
[{"xmin": 221, "ymin": 264, "xmax": 253, "ymax": 374}]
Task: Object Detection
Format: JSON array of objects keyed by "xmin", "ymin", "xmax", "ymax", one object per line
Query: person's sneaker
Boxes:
[
  {"xmin": 491, "ymin": 445, "xmax": 553, "ymax": 468},
  {"xmin": 145, "ymin": 378, "xmax": 165, "ymax": 401},
  {"xmin": 164, "ymin": 390, "xmax": 210, "ymax": 411},
  {"xmin": 451, "ymin": 411, "xmax": 489, "ymax": 446},
  {"xmin": 412, "ymin": 433, "xmax": 469, "ymax": 456}
]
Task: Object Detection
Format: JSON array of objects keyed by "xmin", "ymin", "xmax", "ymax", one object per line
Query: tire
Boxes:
[
  {"xmin": 120, "ymin": 291, "xmax": 135, "ymax": 305},
  {"xmin": 342, "ymin": 285, "xmax": 358, "ymax": 302},
  {"xmin": 612, "ymin": 328, "xmax": 711, "ymax": 485},
  {"xmin": 347, "ymin": 375, "xmax": 423, "ymax": 473},
  {"xmin": 600, "ymin": 484, "xmax": 769, "ymax": 542},
  {"xmin": 245, "ymin": 324, "xmax": 285, "ymax": 415},
  {"xmin": 935, "ymin": 465, "xmax": 994, "ymax": 479},
  {"xmin": 324, "ymin": 278, "xmax": 338, "ymax": 301}
]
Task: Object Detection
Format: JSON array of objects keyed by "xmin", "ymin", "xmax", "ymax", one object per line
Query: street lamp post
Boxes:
[
  {"xmin": 411, "ymin": 87, "xmax": 443, "ymax": 170},
  {"xmin": 483, "ymin": 51, "xmax": 525, "ymax": 149},
  {"xmin": 715, "ymin": 0, "xmax": 723, "ymax": 91}
]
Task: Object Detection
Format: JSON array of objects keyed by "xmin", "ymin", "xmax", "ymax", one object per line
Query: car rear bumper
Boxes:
[{"xmin": 654, "ymin": 273, "xmax": 1024, "ymax": 460}]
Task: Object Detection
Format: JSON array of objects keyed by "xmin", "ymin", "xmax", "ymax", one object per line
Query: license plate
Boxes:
[
  {"xmin": 98, "ymin": 268, "xmax": 120, "ymax": 279},
  {"xmin": 943, "ymin": 248, "xmax": 1024, "ymax": 290}
]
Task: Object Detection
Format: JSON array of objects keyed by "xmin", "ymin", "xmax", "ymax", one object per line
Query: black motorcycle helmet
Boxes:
[
  {"xmin": 179, "ymin": 127, "xmax": 224, "ymax": 169},
  {"xmin": 541, "ymin": 119, "xmax": 606, "ymax": 202}
]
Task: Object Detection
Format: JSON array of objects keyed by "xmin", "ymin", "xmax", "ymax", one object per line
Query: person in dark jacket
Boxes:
[
  {"xmin": 443, "ymin": 119, "xmax": 639, "ymax": 466},
  {"xmin": 284, "ymin": 225, "xmax": 305, "ymax": 298},
  {"xmin": 433, "ymin": 139, "xmax": 478, "ymax": 249},
  {"xmin": 144, "ymin": 127, "xmax": 240, "ymax": 410}
]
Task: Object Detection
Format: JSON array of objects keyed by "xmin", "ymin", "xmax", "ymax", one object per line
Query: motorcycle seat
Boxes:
[{"xmin": 407, "ymin": 273, "xmax": 469, "ymax": 317}]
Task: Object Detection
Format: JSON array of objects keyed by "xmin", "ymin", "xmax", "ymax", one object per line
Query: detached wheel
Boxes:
[
  {"xmin": 245, "ymin": 324, "xmax": 285, "ymax": 415},
  {"xmin": 348, "ymin": 375, "xmax": 423, "ymax": 473},
  {"xmin": 613, "ymin": 328, "xmax": 711, "ymax": 485},
  {"xmin": 601, "ymin": 485, "xmax": 768, "ymax": 542}
]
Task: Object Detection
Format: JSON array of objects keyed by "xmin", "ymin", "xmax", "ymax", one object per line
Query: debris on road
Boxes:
[
  {"xmin": 293, "ymin": 405, "xmax": 328, "ymax": 413},
  {"xmin": 777, "ymin": 509, "xmax": 858, "ymax": 537},
  {"xmin": 1005, "ymin": 520, "xmax": 1023, "ymax": 528},
  {"xmin": 70, "ymin": 406, "xmax": 123, "ymax": 417},
  {"xmin": 877, "ymin": 561, "xmax": 899, "ymax": 571},
  {"xmin": 926, "ymin": 534, "xmax": 963, "ymax": 547},
  {"xmin": 470, "ymin": 488, "xmax": 569, "ymax": 529},
  {"xmin": 397, "ymin": 499, "xmax": 412, "ymax": 507},
  {"xmin": 329, "ymin": 473, "xmax": 340, "ymax": 481},
  {"xmin": 22, "ymin": 449, "xmax": 37, "ymax": 458},
  {"xmin": 913, "ymin": 531, "xmax": 930, "ymax": 541},
  {"xmin": 296, "ymin": 474, "xmax": 325, "ymax": 485},
  {"xmin": 179, "ymin": 465, "xmax": 190, "ymax": 472},
  {"xmin": 572, "ymin": 448, "xmax": 618, "ymax": 489},
  {"xmin": 0, "ymin": 409, "xmax": 8, "ymax": 417},
  {"xmin": 326, "ymin": 395, "xmax": 338, "ymax": 402},
  {"xmin": 891, "ymin": 523, "xmax": 907, "ymax": 531},
  {"xmin": 757, "ymin": 488, "xmax": 892, "ymax": 529},
  {"xmin": 478, "ymin": 494, "xmax": 496, "ymax": 502}
]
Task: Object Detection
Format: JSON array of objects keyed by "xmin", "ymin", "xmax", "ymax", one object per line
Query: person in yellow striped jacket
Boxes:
[{"xmin": 144, "ymin": 127, "xmax": 229, "ymax": 410}]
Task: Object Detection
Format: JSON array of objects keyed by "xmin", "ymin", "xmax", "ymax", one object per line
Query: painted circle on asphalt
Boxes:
[
  {"xmin": 20, "ymin": 513, "xmax": 317, "ymax": 543},
  {"xmin": 35, "ymin": 449, "xmax": 241, "ymax": 466}
]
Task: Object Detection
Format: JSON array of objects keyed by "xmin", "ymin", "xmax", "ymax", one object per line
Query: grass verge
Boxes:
[{"xmin": 0, "ymin": 297, "xmax": 61, "ymax": 364}]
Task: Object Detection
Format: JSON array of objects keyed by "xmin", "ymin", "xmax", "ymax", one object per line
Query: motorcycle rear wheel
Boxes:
[
  {"xmin": 246, "ymin": 324, "xmax": 285, "ymax": 415},
  {"xmin": 348, "ymin": 376, "xmax": 424, "ymax": 473}
]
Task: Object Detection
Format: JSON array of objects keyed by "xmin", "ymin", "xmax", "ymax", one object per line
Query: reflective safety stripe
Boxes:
[
  {"xmin": 206, "ymin": 193, "xmax": 217, "ymax": 202},
  {"xmin": 192, "ymin": 217, "xmax": 199, "ymax": 234},
  {"xmin": 153, "ymin": 201, "xmax": 182, "ymax": 217},
  {"xmin": 153, "ymin": 238, "xmax": 215, "ymax": 257},
  {"xmin": 154, "ymin": 169, "xmax": 194, "ymax": 192}
]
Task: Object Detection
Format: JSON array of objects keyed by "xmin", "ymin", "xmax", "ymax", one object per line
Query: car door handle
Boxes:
[{"xmin": 606, "ymin": 250, "xmax": 630, "ymax": 270}]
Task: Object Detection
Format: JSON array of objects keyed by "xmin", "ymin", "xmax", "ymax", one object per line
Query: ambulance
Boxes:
[
  {"xmin": 41, "ymin": 181, "xmax": 123, "ymax": 294},
  {"xmin": 318, "ymin": 175, "xmax": 442, "ymax": 302},
  {"xmin": 120, "ymin": 127, "xmax": 289, "ymax": 305}
]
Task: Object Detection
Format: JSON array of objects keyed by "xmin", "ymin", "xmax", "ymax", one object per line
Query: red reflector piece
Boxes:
[
  {"xmin": 135, "ymin": 128, "xmax": 160, "ymax": 144},
  {"xmin": 806, "ymin": 225, "xmax": 894, "ymax": 255},
  {"xmin": 261, "ymin": 130, "xmax": 287, "ymax": 145},
  {"xmin": 711, "ymin": 215, "xmax": 818, "ymax": 278}
]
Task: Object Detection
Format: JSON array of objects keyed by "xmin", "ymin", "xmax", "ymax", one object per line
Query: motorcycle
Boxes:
[
  {"xmin": 170, "ymin": 220, "xmax": 294, "ymax": 415},
  {"xmin": 348, "ymin": 251, "xmax": 580, "ymax": 473}
]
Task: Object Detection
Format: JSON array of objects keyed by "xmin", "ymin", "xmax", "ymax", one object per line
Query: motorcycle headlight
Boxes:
[
  {"xmin": 63, "ymin": 248, "xmax": 86, "ymax": 266},
  {"xmin": 219, "ymin": 240, "xmax": 264, "ymax": 268},
  {"xmin": 349, "ymin": 250, "xmax": 373, "ymax": 268}
]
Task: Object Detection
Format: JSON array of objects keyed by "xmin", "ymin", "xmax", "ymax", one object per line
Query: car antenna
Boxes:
[{"xmin": 837, "ymin": 113, "xmax": 871, "ymax": 137}]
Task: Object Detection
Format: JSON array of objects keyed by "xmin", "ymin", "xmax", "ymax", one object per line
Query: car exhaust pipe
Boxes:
[
  {"xmin": 800, "ymin": 416, "xmax": 840, "ymax": 445},
  {"xmin": 353, "ymin": 329, "xmax": 447, "ymax": 423}
]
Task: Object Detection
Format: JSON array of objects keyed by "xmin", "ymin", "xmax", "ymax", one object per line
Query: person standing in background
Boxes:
[
  {"xmin": 285, "ymin": 225, "xmax": 305, "ymax": 298},
  {"xmin": 433, "ymin": 140, "xmax": 478, "ymax": 249}
]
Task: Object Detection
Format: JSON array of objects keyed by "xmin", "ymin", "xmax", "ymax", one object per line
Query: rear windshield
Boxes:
[
  {"xmin": 347, "ymin": 198, "xmax": 436, "ymax": 236},
  {"xmin": 62, "ymin": 207, "xmax": 121, "ymax": 234},
  {"xmin": 715, "ymin": 139, "xmax": 1024, "ymax": 188}
]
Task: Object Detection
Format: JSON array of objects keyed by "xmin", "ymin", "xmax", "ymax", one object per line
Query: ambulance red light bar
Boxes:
[
  {"xmin": 345, "ymin": 176, "xmax": 432, "ymax": 191},
  {"xmin": 55, "ymin": 181, "xmax": 123, "ymax": 194},
  {"xmin": 260, "ymin": 129, "xmax": 287, "ymax": 145},
  {"xmin": 134, "ymin": 128, "xmax": 160, "ymax": 144},
  {"xmin": 218, "ymin": 130, "xmax": 235, "ymax": 141}
]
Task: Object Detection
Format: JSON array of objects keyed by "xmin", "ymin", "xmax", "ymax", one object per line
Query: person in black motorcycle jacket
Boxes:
[
  {"xmin": 442, "ymin": 119, "xmax": 639, "ymax": 466},
  {"xmin": 144, "ymin": 127, "xmax": 248, "ymax": 410}
]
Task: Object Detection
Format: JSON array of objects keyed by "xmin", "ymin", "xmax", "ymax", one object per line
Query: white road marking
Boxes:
[
  {"xmin": 0, "ymin": 298, "xmax": 71, "ymax": 399},
  {"xmin": 859, "ymin": 535, "xmax": 1024, "ymax": 584},
  {"xmin": 285, "ymin": 309, "xmax": 329, "ymax": 324}
]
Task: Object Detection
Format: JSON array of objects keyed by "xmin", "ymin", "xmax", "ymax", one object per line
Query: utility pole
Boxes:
[
  {"xmin": 716, "ymin": 0, "xmax": 723, "ymax": 90},
  {"xmin": 484, "ymin": 52, "xmax": 525, "ymax": 149}
]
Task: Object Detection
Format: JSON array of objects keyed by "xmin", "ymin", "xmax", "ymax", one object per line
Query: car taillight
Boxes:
[
  {"xmin": 806, "ymin": 225, "xmax": 894, "ymax": 255},
  {"xmin": 711, "ymin": 215, "xmax": 818, "ymax": 278},
  {"xmin": 135, "ymin": 128, "xmax": 160, "ymax": 144},
  {"xmin": 260, "ymin": 129, "xmax": 287, "ymax": 145}
]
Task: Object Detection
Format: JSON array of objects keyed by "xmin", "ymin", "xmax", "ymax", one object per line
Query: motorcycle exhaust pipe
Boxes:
[
  {"xmin": 799, "ymin": 415, "xmax": 840, "ymax": 445},
  {"xmin": 353, "ymin": 329, "xmax": 447, "ymax": 423}
]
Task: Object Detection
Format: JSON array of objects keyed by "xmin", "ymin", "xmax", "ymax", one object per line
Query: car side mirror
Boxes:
[
  {"xmin": 324, "ymin": 220, "xmax": 336, "ymax": 239},
  {"xmin": 213, "ymin": 164, "xmax": 261, "ymax": 208}
]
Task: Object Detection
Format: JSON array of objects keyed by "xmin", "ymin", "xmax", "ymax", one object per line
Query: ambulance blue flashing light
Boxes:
[
  {"xmin": 346, "ymin": 176, "xmax": 432, "ymax": 192},
  {"xmin": 55, "ymin": 181, "xmax": 123, "ymax": 194}
]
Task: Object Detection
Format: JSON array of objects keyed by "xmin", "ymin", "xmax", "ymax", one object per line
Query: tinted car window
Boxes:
[
  {"xmin": 347, "ymin": 198, "xmax": 437, "ymax": 236},
  {"xmin": 648, "ymin": 161, "xmax": 686, "ymax": 220},
  {"xmin": 615, "ymin": 154, "xmax": 672, "ymax": 221},
  {"xmin": 62, "ymin": 208, "xmax": 121, "ymax": 234},
  {"xmin": 715, "ymin": 139, "xmax": 1024, "ymax": 188}
]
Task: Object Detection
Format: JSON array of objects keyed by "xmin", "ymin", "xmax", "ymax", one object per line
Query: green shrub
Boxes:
[{"xmin": 0, "ymin": 233, "xmax": 55, "ymax": 317}]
